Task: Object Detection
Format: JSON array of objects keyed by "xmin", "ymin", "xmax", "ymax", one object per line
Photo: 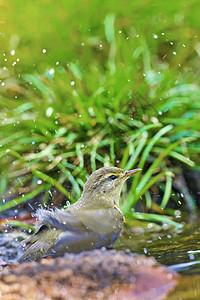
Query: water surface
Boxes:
[{"xmin": 115, "ymin": 214, "xmax": 200, "ymax": 299}]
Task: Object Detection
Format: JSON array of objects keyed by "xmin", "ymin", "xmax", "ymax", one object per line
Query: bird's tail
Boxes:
[{"xmin": 18, "ymin": 227, "xmax": 61, "ymax": 262}]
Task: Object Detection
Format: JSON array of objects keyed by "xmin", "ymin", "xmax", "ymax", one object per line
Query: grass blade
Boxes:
[
  {"xmin": 125, "ymin": 131, "xmax": 148, "ymax": 170},
  {"xmin": 161, "ymin": 173, "xmax": 173, "ymax": 209},
  {"xmin": 6, "ymin": 149, "xmax": 75, "ymax": 202},
  {"xmin": 131, "ymin": 211, "xmax": 183, "ymax": 228},
  {"xmin": 0, "ymin": 184, "xmax": 49, "ymax": 212},
  {"xmin": 124, "ymin": 125, "xmax": 173, "ymax": 212},
  {"xmin": 136, "ymin": 137, "xmax": 192, "ymax": 198},
  {"xmin": 153, "ymin": 147, "xmax": 195, "ymax": 167},
  {"xmin": 34, "ymin": 170, "xmax": 75, "ymax": 202},
  {"xmin": 145, "ymin": 190, "xmax": 152, "ymax": 210},
  {"xmin": 138, "ymin": 124, "xmax": 173, "ymax": 170}
]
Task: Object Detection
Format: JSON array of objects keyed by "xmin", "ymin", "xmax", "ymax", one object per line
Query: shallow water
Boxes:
[{"xmin": 115, "ymin": 214, "xmax": 200, "ymax": 299}]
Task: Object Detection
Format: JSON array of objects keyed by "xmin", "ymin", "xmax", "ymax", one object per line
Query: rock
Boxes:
[{"xmin": 0, "ymin": 249, "xmax": 178, "ymax": 300}]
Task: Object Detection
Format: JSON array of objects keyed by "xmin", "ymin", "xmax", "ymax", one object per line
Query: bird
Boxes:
[{"xmin": 18, "ymin": 166, "xmax": 142, "ymax": 262}]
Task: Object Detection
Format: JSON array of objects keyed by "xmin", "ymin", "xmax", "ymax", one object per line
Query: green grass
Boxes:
[{"xmin": 0, "ymin": 1, "xmax": 199, "ymax": 226}]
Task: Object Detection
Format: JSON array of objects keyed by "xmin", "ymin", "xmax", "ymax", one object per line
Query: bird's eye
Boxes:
[{"xmin": 109, "ymin": 175, "xmax": 118, "ymax": 180}]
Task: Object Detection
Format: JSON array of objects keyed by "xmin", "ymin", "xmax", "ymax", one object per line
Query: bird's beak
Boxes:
[{"xmin": 124, "ymin": 168, "xmax": 142, "ymax": 178}]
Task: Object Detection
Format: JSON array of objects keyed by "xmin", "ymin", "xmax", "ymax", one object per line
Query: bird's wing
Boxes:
[
  {"xmin": 44, "ymin": 230, "xmax": 103, "ymax": 257},
  {"xmin": 36, "ymin": 208, "xmax": 87, "ymax": 232},
  {"xmin": 36, "ymin": 207, "xmax": 123, "ymax": 234},
  {"xmin": 18, "ymin": 209, "xmax": 87, "ymax": 262},
  {"xmin": 44, "ymin": 207, "xmax": 124, "ymax": 257},
  {"xmin": 71, "ymin": 207, "xmax": 124, "ymax": 234}
]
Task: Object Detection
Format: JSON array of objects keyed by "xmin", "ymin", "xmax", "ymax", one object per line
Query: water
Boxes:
[{"xmin": 115, "ymin": 214, "xmax": 200, "ymax": 299}]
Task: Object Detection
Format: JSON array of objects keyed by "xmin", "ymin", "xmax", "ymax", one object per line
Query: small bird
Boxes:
[{"xmin": 18, "ymin": 167, "xmax": 141, "ymax": 262}]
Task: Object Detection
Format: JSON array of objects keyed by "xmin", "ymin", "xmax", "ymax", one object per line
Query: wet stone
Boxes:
[
  {"xmin": 0, "ymin": 249, "xmax": 178, "ymax": 300},
  {"xmin": 0, "ymin": 234, "xmax": 23, "ymax": 262}
]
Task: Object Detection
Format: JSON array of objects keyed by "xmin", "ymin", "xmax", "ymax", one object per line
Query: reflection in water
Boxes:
[
  {"xmin": 168, "ymin": 275, "xmax": 200, "ymax": 300},
  {"xmin": 169, "ymin": 260, "xmax": 200, "ymax": 273},
  {"xmin": 114, "ymin": 214, "xmax": 200, "ymax": 299}
]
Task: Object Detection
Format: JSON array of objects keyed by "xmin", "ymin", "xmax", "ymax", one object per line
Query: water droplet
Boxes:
[
  {"xmin": 175, "ymin": 210, "xmax": 181, "ymax": 216},
  {"xmin": 70, "ymin": 80, "xmax": 75, "ymax": 86},
  {"xmin": 173, "ymin": 51, "xmax": 176, "ymax": 55},
  {"xmin": 11, "ymin": 49, "xmax": 15, "ymax": 55},
  {"xmin": 65, "ymin": 200, "xmax": 70, "ymax": 207},
  {"xmin": 37, "ymin": 179, "xmax": 42, "ymax": 185},
  {"xmin": 42, "ymin": 49, "xmax": 47, "ymax": 53},
  {"xmin": 46, "ymin": 106, "xmax": 53, "ymax": 117},
  {"xmin": 49, "ymin": 68, "xmax": 55, "ymax": 75},
  {"xmin": 153, "ymin": 34, "xmax": 158, "ymax": 39}
]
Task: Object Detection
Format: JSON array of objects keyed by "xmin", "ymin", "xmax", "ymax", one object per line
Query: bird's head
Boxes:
[{"xmin": 81, "ymin": 167, "xmax": 142, "ymax": 207}]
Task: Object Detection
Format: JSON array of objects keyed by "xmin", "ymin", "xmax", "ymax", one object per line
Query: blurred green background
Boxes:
[
  {"xmin": 0, "ymin": 0, "xmax": 199, "ymax": 222},
  {"xmin": 1, "ymin": 0, "xmax": 200, "ymax": 73}
]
